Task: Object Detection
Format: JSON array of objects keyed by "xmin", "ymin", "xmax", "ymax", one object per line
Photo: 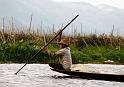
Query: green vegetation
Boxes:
[{"xmin": 0, "ymin": 31, "xmax": 124, "ymax": 64}]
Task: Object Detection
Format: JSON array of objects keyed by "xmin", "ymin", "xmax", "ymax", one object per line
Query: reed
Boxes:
[{"xmin": 0, "ymin": 17, "xmax": 124, "ymax": 64}]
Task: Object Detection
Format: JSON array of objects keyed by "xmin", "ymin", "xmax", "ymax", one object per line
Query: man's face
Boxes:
[{"xmin": 59, "ymin": 44, "xmax": 64, "ymax": 48}]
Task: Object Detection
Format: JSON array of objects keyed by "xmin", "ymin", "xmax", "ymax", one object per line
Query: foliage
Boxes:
[{"xmin": 0, "ymin": 32, "xmax": 124, "ymax": 64}]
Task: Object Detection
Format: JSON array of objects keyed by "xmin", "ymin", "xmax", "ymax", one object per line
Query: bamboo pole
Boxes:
[
  {"xmin": 11, "ymin": 16, "xmax": 16, "ymax": 43},
  {"xmin": 52, "ymin": 24, "xmax": 54, "ymax": 34},
  {"xmin": 1, "ymin": 17, "xmax": 5, "ymax": 42},
  {"xmin": 28, "ymin": 15, "xmax": 33, "ymax": 34},
  {"xmin": 81, "ymin": 24, "xmax": 83, "ymax": 35},
  {"xmin": 2, "ymin": 17, "xmax": 5, "ymax": 34}
]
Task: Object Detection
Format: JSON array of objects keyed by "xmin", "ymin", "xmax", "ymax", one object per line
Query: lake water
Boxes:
[{"xmin": 0, "ymin": 64, "xmax": 124, "ymax": 87}]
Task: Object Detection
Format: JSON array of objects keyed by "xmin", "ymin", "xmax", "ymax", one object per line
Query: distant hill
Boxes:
[{"xmin": 0, "ymin": 0, "xmax": 124, "ymax": 35}]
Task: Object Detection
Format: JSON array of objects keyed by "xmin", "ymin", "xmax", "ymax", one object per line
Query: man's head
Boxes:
[{"xmin": 58, "ymin": 39, "xmax": 69, "ymax": 48}]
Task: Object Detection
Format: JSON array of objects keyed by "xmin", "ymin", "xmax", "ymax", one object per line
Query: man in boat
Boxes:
[{"xmin": 44, "ymin": 39, "xmax": 72, "ymax": 71}]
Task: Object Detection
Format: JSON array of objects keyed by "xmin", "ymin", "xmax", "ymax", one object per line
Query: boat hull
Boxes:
[{"xmin": 50, "ymin": 68, "xmax": 124, "ymax": 82}]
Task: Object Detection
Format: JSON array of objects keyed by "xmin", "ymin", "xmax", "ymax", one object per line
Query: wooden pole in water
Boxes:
[
  {"xmin": 1, "ymin": 17, "xmax": 5, "ymax": 42},
  {"xmin": 15, "ymin": 14, "xmax": 79, "ymax": 75},
  {"xmin": 28, "ymin": 14, "xmax": 33, "ymax": 34}
]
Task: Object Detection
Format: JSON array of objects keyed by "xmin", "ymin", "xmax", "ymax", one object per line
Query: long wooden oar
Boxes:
[{"xmin": 15, "ymin": 14, "xmax": 79, "ymax": 75}]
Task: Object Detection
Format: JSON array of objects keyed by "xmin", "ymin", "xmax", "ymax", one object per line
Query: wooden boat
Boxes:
[{"xmin": 49, "ymin": 64, "xmax": 124, "ymax": 82}]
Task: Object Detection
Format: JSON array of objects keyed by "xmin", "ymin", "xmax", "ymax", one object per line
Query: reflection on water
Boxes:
[{"xmin": 0, "ymin": 64, "xmax": 124, "ymax": 87}]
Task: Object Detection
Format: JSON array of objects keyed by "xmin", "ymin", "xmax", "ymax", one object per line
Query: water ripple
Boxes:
[{"xmin": 0, "ymin": 64, "xmax": 123, "ymax": 87}]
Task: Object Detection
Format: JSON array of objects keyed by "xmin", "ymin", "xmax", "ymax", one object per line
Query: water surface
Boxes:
[{"xmin": 0, "ymin": 64, "xmax": 124, "ymax": 87}]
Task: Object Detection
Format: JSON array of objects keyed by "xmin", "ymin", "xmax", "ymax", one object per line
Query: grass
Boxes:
[{"xmin": 0, "ymin": 32, "xmax": 123, "ymax": 64}]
